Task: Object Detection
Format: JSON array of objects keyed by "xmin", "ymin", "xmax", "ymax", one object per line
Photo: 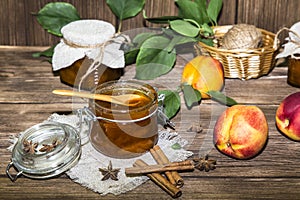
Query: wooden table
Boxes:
[{"xmin": 1, "ymin": 46, "xmax": 300, "ymax": 199}]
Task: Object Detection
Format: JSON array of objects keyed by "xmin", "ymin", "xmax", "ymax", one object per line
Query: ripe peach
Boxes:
[
  {"xmin": 276, "ymin": 92, "xmax": 300, "ymax": 141},
  {"xmin": 213, "ymin": 105, "xmax": 268, "ymax": 159},
  {"xmin": 181, "ymin": 56, "xmax": 224, "ymax": 99}
]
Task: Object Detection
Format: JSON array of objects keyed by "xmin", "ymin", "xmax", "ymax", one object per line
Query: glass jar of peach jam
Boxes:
[
  {"xmin": 88, "ymin": 80, "xmax": 158, "ymax": 158},
  {"xmin": 52, "ymin": 20, "xmax": 125, "ymax": 89},
  {"xmin": 288, "ymin": 58, "xmax": 300, "ymax": 87},
  {"xmin": 58, "ymin": 57, "xmax": 123, "ymax": 89}
]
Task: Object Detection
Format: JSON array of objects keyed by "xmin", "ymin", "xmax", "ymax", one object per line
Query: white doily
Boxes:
[{"xmin": 8, "ymin": 113, "xmax": 193, "ymax": 196}]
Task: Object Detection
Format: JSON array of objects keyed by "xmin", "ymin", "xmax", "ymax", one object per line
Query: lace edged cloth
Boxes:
[{"xmin": 8, "ymin": 113, "xmax": 193, "ymax": 196}]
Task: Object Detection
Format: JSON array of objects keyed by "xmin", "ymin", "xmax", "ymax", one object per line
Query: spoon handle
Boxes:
[
  {"xmin": 52, "ymin": 89, "xmax": 113, "ymax": 102},
  {"xmin": 52, "ymin": 89, "xmax": 143, "ymax": 107}
]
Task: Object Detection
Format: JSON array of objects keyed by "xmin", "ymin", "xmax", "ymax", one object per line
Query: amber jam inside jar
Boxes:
[
  {"xmin": 89, "ymin": 80, "xmax": 158, "ymax": 158},
  {"xmin": 288, "ymin": 58, "xmax": 300, "ymax": 88},
  {"xmin": 59, "ymin": 58, "xmax": 123, "ymax": 89}
]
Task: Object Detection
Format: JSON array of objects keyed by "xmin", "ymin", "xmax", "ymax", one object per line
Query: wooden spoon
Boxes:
[{"xmin": 52, "ymin": 89, "xmax": 146, "ymax": 107}]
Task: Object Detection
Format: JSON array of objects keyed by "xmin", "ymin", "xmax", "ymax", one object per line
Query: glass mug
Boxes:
[{"xmin": 88, "ymin": 80, "xmax": 159, "ymax": 158}]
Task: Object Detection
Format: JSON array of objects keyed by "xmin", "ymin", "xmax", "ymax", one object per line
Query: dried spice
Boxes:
[
  {"xmin": 39, "ymin": 139, "xmax": 60, "ymax": 152},
  {"xmin": 99, "ymin": 161, "xmax": 120, "ymax": 181},
  {"xmin": 187, "ymin": 123, "xmax": 203, "ymax": 133},
  {"xmin": 23, "ymin": 140, "xmax": 38, "ymax": 154},
  {"xmin": 193, "ymin": 155, "xmax": 216, "ymax": 172}
]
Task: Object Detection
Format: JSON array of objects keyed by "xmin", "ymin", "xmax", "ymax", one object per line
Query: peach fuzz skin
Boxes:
[
  {"xmin": 213, "ymin": 105, "xmax": 268, "ymax": 159},
  {"xmin": 181, "ymin": 56, "xmax": 224, "ymax": 99},
  {"xmin": 276, "ymin": 92, "xmax": 300, "ymax": 141}
]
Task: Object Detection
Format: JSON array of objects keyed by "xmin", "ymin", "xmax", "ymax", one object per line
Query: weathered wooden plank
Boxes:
[
  {"xmin": 1, "ymin": 176, "xmax": 300, "ymax": 199},
  {"xmin": 2, "ymin": 46, "xmax": 300, "ymax": 199},
  {"xmin": 236, "ymin": 0, "xmax": 300, "ymax": 40},
  {"xmin": 1, "ymin": 0, "xmax": 300, "ymax": 45},
  {"xmin": 0, "ymin": 1, "xmax": 8, "ymax": 45},
  {"xmin": 218, "ymin": 0, "xmax": 237, "ymax": 26},
  {"xmin": 0, "ymin": 47, "xmax": 297, "ymax": 106}
]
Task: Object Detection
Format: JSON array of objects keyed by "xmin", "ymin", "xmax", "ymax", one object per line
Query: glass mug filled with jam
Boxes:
[{"xmin": 88, "ymin": 80, "xmax": 158, "ymax": 158}]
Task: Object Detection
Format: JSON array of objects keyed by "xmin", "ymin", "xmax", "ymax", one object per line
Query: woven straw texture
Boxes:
[{"xmin": 195, "ymin": 25, "xmax": 279, "ymax": 80}]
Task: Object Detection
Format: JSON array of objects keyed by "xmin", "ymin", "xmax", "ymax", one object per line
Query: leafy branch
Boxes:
[
  {"xmin": 32, "ymin": 0, "xmax": 236, "ymax": 120},
  {"xmin": 125, "ymin": 0, "xmax": 223, "ymax": 80},
  {"xmin": 159, "ymin": 84, "xmax": 237, "ymax": 119},
  {"xmin": 32, "ymin": 1, "xmax": 145, "ymax": 59},
  {"xmin": 106, "ymin": 0, "xmax": 145, "ymax": 33}
]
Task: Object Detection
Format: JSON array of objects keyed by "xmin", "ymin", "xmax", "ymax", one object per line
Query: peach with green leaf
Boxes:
[{"xmin": 181, "ymin": 56, "xmax": 224, "ymax": 99}]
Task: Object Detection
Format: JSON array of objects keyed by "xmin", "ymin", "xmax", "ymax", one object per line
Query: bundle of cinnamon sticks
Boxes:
[{"xmin": 125, "ymin": 145, "xmax": 194, "ymax": 198}]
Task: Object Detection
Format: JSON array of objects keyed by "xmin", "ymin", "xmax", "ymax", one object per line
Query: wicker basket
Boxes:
[{"xmin": 195, "ymin": 25, "xmax": 279, "ymax": 80}]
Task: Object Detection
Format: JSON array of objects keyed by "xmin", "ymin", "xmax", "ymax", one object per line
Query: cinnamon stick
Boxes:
[
  {"xmin": 152, "ymin": 145, "xmax": 184, "ymax": 188},
  {"xmin": 125, "ymin": 160, "xmax": 194, "ymax": 175},
  {"xmin": 133, "ymin": 159, "xmax": 182, "ymax": 198},
  {"xmin": 150, "ymin": 148, "xmax": 176, "ymax": 185}
]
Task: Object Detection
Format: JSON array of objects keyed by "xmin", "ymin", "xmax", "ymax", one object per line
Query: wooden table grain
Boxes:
[{"xmin": 1, "ymin": 46, "xmax": 300, "ymax": 199}]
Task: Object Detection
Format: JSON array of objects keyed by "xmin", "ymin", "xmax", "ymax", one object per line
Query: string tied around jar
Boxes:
[
  {"xmin": 52, "ymin": 20, "xmax": 127, "ymax": 89},
  {"xmin": 74, "ymin": 33, "xmax": 130, "ymax": 91}
]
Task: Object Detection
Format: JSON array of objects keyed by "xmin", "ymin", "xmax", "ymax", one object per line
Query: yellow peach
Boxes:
[
  {"xmin": 213, "ymin": 105, "xmax": 268, "ymax": 159},
  {"xmin": 181, "ymin": 56, "xmax": 224, "ymax": 99}
]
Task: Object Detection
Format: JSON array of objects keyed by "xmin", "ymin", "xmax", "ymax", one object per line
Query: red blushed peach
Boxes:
[
  {"xmin": 213, "ymin": 105, "xmax": 268, "ymax": 159},
  {"xmin": 276, "ymin": 92, "xmax": 300, "ymax": 141}
]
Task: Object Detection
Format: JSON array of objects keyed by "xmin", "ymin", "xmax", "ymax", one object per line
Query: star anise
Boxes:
[
  {"xmin": 23, "ymin": 140, "xmax": 38, "ymax": 154},
  {"xmin": 39, "ymin": 139, "xmax": 60, "ymax": 152},
  {"xmin": 193, "ymin": 155, "xmax": 217, "ymax": 172},
  {"xmin": 99, "ymin": 161, "xmax": 121, "ymax": 181},
  {"xmin": 187, "ymin": 122, "xmax": 203, "ymax": 133}
]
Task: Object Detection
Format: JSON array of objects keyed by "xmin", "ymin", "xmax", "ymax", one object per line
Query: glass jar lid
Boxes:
[{"xmin": 6, "ymin": 122, "xmax": 81, "ymax": 181}]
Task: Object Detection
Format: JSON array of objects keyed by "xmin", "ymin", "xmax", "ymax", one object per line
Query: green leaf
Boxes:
[
  {"xmin": 124, "ymin": 49, "xmax": 139, "ymax": 65},
  {"xmin": 36, "ymin": 2, "xmax": 80, "ymax": 36},
  {"xmin": 158, "ymin": 90, "xmax": 181, "ymax": 119},
  {"xmin": 163, "ymin": 29, "xmax": 197, "ymax": 45},
  {"xmin": 136, "ymin": 36, "xmax": 176, "ymax": 80},
  {"xmin": 106, "ymin": 0, "xmax": 145, "ymax": 20},
  {"xmin": 207, "ymin": 0, "xmax": 223, "ymax": 25},
  {"xmin": 182, "ymin": 84, "xmax": 201, "ymax": 108},
  {"xmin": 175, "ymin": 0, "xmax": 210, "ymax": 25},
  {"xmin": 146, "ymin": 16, "xmax": 182, "ymax": 24},
  {"xmin": 170, "ymin": 20, "xmax": 199, "ymax": 37},
  {"xmin": 206, "ymin": 90, "xmax": 238, "ymax": 106},
  {"xmin": 198, "ymin": 37, "xmax": 214, "ymax": 46},
  {"xmin": 200, "ymin": 23, "xmax": 214, "ymax": 35},
  {"xmin": 32, "ymin": 45, "xmax": 56, "ymax": 58},
  {"xmin": 195, "ymin": 0, "xmax": 207, "ymax": 8},
  {"xmin": 171, "ymin": 143, "xmax": 182, "ymax": 150},
  {"xmin": 133, "ymin": 32, "xmax": 158, "ymax": 46},
  {"xmin": 124, "ymin": 32, "xmax": 157, "ymax": 65}
]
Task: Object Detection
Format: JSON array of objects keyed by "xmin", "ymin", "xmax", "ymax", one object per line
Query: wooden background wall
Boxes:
[{"xmin": 0, "ymin": 0, "xmax": 299, "ymax": 46}]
